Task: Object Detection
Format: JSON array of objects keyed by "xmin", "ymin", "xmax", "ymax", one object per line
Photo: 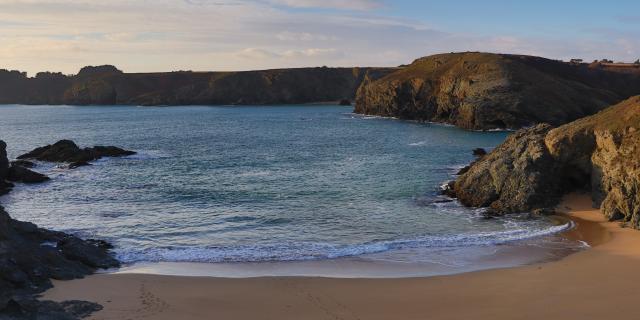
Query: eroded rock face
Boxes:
[
  {"xmin": 453, "ymin": 96, "xmax": 640, "ymax": 227},
  {"xmin": 453, "ymin": 124, "xmax": 564, "ymax": 213},
  {"xmin": 355, "ymin": 52, "xmax": 640, "ymax": 130},
  {"xmin": 18, "ymin": 139, "xmax": 136, "ymax": 166},
  {"xmin": 546, "ymin": 96, "xmax": 640, "ymax": 225}
]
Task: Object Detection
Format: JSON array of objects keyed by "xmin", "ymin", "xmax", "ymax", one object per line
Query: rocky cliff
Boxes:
[
  {"xmin": 355, "ymin": 52, "xmax": 640, "ymax": 130},
  {"xmin": 451, "ymin": 96, "xmax": 640, "ymax": 227},
  {"xmin": 0, "ymin": 66, "xmax": 393, "ymax": 106}
]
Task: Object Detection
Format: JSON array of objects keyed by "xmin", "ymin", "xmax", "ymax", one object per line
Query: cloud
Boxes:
[
  {"xmin": 276, "ymin": 31, "xmax": 337, "ymax": 41},
  {"xmin": 283, "ymin": 48, "xmax": 339, "ymax": 58},
  {"xmin": 265, "ymin": 0, "xmax": 381, "ymax": 10},
  {"xmin": 237, "ymin": 48, "xmax": 280, "ymax": 59}
]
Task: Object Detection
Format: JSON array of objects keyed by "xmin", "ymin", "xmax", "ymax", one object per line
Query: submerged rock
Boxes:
[
  {"xmin": 339, "ymin": 99, "xmax": 352, "ymax": 106},
  {"xmin": 10, "ymin": 160, "xmax": 35, "ymax": 168},
  {"xmin": 18, "ymin": 139, "xmax": 135, "ymax": 165}
]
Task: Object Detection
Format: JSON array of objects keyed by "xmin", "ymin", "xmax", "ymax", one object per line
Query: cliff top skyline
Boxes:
[{"xmin": 2, "ymin": 0, "xmax": 640, "ymax": 76}]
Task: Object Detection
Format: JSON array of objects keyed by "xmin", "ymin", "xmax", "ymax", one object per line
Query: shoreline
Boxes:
[
  {"xmin": 41, "ymin": 192, "xmax": 640, "ymax": 320},
  {"xmin": 103, "ymin": 214, "xmax": 582, "ymax": 279}
]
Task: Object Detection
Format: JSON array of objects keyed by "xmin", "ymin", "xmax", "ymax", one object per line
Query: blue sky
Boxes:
[{"xmin": 1, "ymin": 0, "xmax": 638, "ymax": 75}]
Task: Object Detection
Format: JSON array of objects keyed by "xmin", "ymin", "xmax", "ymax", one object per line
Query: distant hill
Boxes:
[
  {"xmin": 0, "ymin": 66, "xmax": 394, "ymax": 106},
  {"xmin": 355, "ymin": 52, "xmax": 640, "ymax": 130}
]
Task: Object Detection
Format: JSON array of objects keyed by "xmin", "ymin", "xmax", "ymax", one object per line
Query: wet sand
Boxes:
[{"xmin": 42, "ymin": 193, "xmax": 640, "ymax": 320}]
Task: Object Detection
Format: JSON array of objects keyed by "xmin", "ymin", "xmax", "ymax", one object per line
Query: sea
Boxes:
[{"xmin": 0, "ymin": 104, "xmax": 584, "ymax": 277}]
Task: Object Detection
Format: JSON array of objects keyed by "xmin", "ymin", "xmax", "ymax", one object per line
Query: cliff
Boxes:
[
  {"xmin": 452, "ymin": 96, "xmax": 640, "ymax": 227},
  {"xmin": 355, "ymin": 52, "xmax": 640, "ymax": 130},
  {"xmin": 0, "ymin": 66, "xmax": 393, "ymax": 106}
]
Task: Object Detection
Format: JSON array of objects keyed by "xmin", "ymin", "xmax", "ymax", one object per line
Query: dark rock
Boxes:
[
  {"xmin": 1, "ymin": 298, "xmax": 102, "ymax": 319},
  {"xmin": 0, "ymin": 180, "xmax": 14, "ymax": 196},
  {"xmin": 0, "ymin": 141, "xmax": 12, "ymax": 195},
  {"xmin": 0, "ymin": 205, "xmax": 118, "ymax": 317},
  {"xmin": 68, "ymin": 161, "xmax": 91, "ymax": 169},
  {"xmin": 6, "ymin": 166, "xmax": 49, "ymax": 183},
  {"xmin": 85, "ymin": 239, "xmax": 114, "ymax": 250},
  {"xmin": 456, "ymin": 165, "xmax": 471, "ymax": 175},
  {"xmin": 0, "ymin": 140, "xmax": 115, "ymax": 318},
  {"xmin": 355, "ymin": 52, "xmax": 640, "ymax": 130},
  {"xmin": 17, "ymin": 140, "xmax": 82, "ymax": 162},
  {"xmin": 90, "ymin": 145, "xmax": 136, "ymax": 158},
  {"xmin": 18, "ymin": 140, "xmax": 135, "ymax": 166},
  {"xmin": 480, "ymin": 209, "xmax": 503, "ymax": 219},
  {"xmin": 57, "ymin": 237, "xmax": 120, "ymax": 269},
  {"xmin": 0, "ymin": 140, "xmax": 9, "ymax": 178},
  {"xmin": 339, "ymin": 99, "xmax": 352, "ymax": 106},
  {"xmin": 440, "ymin": 180, "xmax": 457, "ymax": 198},
  {"xmin": 10, "ymin": 160, "xmax": 35, "ymax": 168},
  {"xmin": 531, "ymin": 208, "xmax": 556, "ymax": 216},
  {"xmin": 472, "ymin": 148, "xmax": 487, "ymax": 156}
]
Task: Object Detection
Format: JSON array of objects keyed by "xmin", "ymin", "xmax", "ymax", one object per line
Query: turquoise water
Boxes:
[{"xmin": 0, "ymin": 105, "xmax": 573, "ymax": 266}]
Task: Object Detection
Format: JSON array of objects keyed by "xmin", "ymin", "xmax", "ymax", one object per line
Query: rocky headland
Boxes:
[
  {"xmin": 0, "ymin": 140, "xmax": 125, "ymax": 319},
  {"xmin": 355, "ymin": 52, "xmax": 640, "ymax": 130},
  {"xmin": 0, "ymin": 65, "xmax": 394, "ymax": 106},
  {"xmin": 449, "ymin": 96, "xmax": 640, "ymax": 227}
]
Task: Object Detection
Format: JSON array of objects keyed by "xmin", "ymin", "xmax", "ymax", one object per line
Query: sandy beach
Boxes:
[{"xmin": 42, "ymin": 193, "xmax": 640, "ymax": 320}]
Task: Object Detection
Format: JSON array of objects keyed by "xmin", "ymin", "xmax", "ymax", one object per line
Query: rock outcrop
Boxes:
[
  {"xmin": 452, "ymin": 96, "xmax": 640, "ymax": 227},
  {"xmin": 0, "ymin": 139, "xmax": 119, "ymax": 319},
  {"xmin": 0, "ymin": 66, "xmax": 394, "ymax": 106},
  {"xmin": 453, "ymin": 124, "xmax": 565, "ymax": 213},
  {"xmin": 355, "ymin": 52, "xmax": 640, "ymax": 130},
  {"xmin": 18, "ymin": 140, "xmax": 135, "ymax": 168},
  {"xmin": 0, "ymin": 141, "xmax": 11, "ymax": 195}
]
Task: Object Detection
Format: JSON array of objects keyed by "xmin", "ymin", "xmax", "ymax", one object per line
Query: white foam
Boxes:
[
  {"xmin": 116, "ymin": 222, "xmax": 574, "ymax": 264},
  {"xmin": 123, "ymin": 150, "xmax": 172, "ymax": 160}
]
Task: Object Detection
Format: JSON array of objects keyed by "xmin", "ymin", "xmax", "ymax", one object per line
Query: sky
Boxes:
[{"xmin": 1, "ymin": 0, "xmax": 639, "ymax": 76}]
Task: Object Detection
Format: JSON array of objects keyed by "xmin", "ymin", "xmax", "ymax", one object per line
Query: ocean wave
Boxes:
[
  {"xmin": 116, "ymin": 222, "xmax": 573, "ymax": 263},
  {"xmin": 123, "ymin": 150, "xmax": 172, "ymax": 160}
]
